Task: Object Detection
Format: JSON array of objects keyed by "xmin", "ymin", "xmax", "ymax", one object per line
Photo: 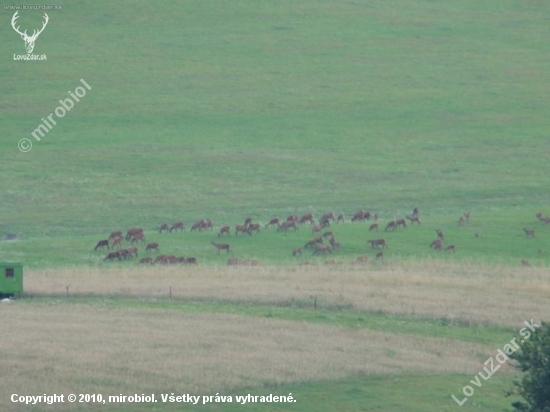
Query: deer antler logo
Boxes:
[{"xmin": 11, "ymin": 11, "xmax": 49, "ymax": 54}]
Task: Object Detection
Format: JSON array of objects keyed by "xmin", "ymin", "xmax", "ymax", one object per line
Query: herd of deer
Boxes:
[{"xmin": 92, "ymin": 208, "xmax": 546, "ymax": 266}]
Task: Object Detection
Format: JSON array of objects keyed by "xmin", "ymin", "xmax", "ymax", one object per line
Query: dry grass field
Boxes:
[{"xmin": 24, "ymin": 261, "xmax": 550, "ymax": 327}]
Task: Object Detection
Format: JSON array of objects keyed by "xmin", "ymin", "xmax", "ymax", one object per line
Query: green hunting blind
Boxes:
[{"xmin": 0, "ymin": 263, "xmax": 23, "ymax": 298}]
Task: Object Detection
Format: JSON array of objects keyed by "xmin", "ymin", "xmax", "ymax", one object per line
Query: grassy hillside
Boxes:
[{"xmin": 1, "ymin": 0, "xmax": 550, "ymax": 267}]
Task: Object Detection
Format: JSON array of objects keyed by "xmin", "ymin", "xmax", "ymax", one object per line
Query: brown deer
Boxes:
[
  {"xmin": 407, "ymin": 215, "xmax": 421, "ymax": 225},
  {"xmin": 458, "ymin": 215, "xmax": 465, "ymax": 226},
  {"xmin": 430, "ymin": 239, "xmax": 443, "ymax": 250},
  {"xmin": 104, "ymin": 251, "xmax": 121, "ymax": 261},
  {"xmin": 212, "ymin": 242, "xmax": 232, "ymax": 254},
  {"xmin": 313, "ymin": 244, "xmax": 332, "ymax": 255},
  {"xmin": 396, "ymin": 219, "xmax": 407, "ymax": 229},
  {"xmin": 94, "ymin": 239, "xmax": 110, "ymax": 251},
  {"xmin": 118, "ymin": 249, "xmax": 130, "ymax": 260},
  {"xmin": 190, "ymin": 220, "xmax": 206, "ymax": 232},
  {"xmin": 170, "ymin": 221, "xmax": 185, "ymax": 232},
  {"xmin": 218, "ymin": 226, "xmax": 230, "ymax": 237},
  {"xmin": 329, "ymin": 237, "xmax": 340, "ymax": 249},
  {"xmin": 244, "ymin": 217, "xmax": 253, "ymax": 226},
  {"xmin": 436, "ymin": 229, "xmax": 444, "ymax": 240},
  {"xmin": 146, "ymin": 243, "xmax": 159, "ymax": 253},
  {"xmin": 385, "ymin": 221, "xmax": 397, "ymax": 231},
  {"xmin": 154, "ymin": 255, "xmax": 168, "ymax": 264},
  {"xmin": 292, "ymin": 247, "xmax": 302, "ymax": 256},
  {"xmin": 111, "ymin": 236, "xmax": 123, "ymax": 249},
  {"xmin": 278, "ymin": 220, "xmax": 298, "ymax": 231},
  {"xmin": 126, "ymin": 227, "xmax": 143, "ymax": 241},
  {"xmin": 109, "ymin": 231, "xmax": 122, "ymax": 240},
  {"xmin": 362, "ymin": 210, "xmax": 371, "ymax": 221},
  {"xmin": 247, "ymin": 223, "xmax": 261, "ymax": 234},
  {"xmin": 305, "ymin": 237, "xmax": 323, "ymax": 248},
  {"xmin": 139, "ymin": 257, "xmax": 153, "ymax": 264},
  {"xmin": 322, "ymin": 231, "xmax": 333, "ymax": 238},
  {"xmin": 536, "ymin": 212, "xmax": 543, "ymax": 220},
  {"xmin": 368, "ymin": 239, "xmax": 387, "ymax": 249},
  {"xmin": 321, "ymin": 211, "xmax": 335, "ymax": 222},
  {"xmin": 265, "ymin": 218, "xmax": 280, "ymax": 228},
  {"xmin": 376, "ymin": 251, "xmax": 384, "ymax": 260},
  {"xmin": 131, "ymin": 232, "xmax": 146, "ymax": 244},
  {"xmin": 298, "ymin": 213, "xmax": 315, "ymax": 224},
  {"xmin": 319, "ymin": 217, "xmax": 331, "ymax": 228},
  {"xmin": 369, "ymin": 223, "xmax": 379, "ymax": 231},
  {"xmin": 445, "ymin": 245, "xmax": 455, "ymax": 253},
  {"xmin": 204, "ymin": 219, "xmax": 214, "ymax": 231},
  {"xmin": 185, "ymin": 257, "xmax": 197, "ymax": 265},
  {"xmin": 126, "ymin": 247, "xmax": 138, "ymax": 258},
  {"xmin": 413, "ymin": 207, "xmax": 420, "ymax": 217},
  {"xmin": 351, "ymin": 210, "xmax": 364, "ymax": 222},
  {"xmin": 159, "ymin": 223, "xmax": 169, "ymax": 233},
  {"xmin": 235, "ymin": 225, "xmax": 250, "ymax": 236},
  {"xmin": 227, "ymin": 258, "xmax": 240, "ymax": 266},
  {"xmin": 522, "ymin": 258, "xmax": 530, "ymax": 267},
  {"xmin": 336, "ymin": 214, "xmax": 345, "ymax": 223},
  {"xmin": 286, "ymin": 215, "xmax": 298, "ymax": 222},
  {"xmin": 523, "ymin": 228, "xmax": 535, "ymax": 237}
]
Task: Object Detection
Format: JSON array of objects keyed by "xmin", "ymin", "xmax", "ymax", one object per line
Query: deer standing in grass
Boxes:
[
  {"xmin": 523, "ymin": 228, "xmax": 536, "ymax": 237},
  {"xmin": 94, "ymin": 240, "xmax": 110, "ymax": 251},
  {"xmin": 212, "ymin": 242, "xmax": 232, "ymax": 254}
]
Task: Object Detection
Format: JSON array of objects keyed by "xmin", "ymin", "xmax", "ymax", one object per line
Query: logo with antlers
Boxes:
[{"xmin": 11, "ymin": 11, "xmax": 49, "ymax": 54}]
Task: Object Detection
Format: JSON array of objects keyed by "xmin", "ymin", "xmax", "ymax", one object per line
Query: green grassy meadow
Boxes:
[{"xmin": 1, "ymin": 0, "xmax": 550, "ymax": 410}]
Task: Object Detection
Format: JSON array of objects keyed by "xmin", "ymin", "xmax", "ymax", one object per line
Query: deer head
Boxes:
[{"xmin": 11, "ymin": 11, "xmax": 49, "ymax": 54}]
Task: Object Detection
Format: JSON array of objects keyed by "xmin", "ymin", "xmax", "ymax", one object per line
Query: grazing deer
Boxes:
[
  {"xmin": 247, "ymin": 223, "xmax": 261, "ymax": 234},
  {"xmin": 313, "ymin": 244, "xmax": 332, "ymax": 255},
  {"xmin": 430, "ymin": 239, "xmax": 443, "ymax": 250},
  {"xmin": 212, "ymin": 242, "xmax": 232, "ymax": 254},
  {"xmin": 329, "ymin": 237, "xmax": 340, "ymax": 249},
  {"xmin": 218, "ymin": 226, "xmax": 230, "ymax": 237},
  {"xmin": 351, "ymin": 210, "xmax": 364, "ymax": 222},
  {"xmin": 305, "ymin": 237, "xmax": 323, "ymax": 248},
  {"xmin": 396, "ymin": 219, "xmax": 407, "ymax": 229},
  {"xmin": 204, "ymin": 219, "xmax": 214, "ymax": 231},
  {"xmin": 125, "ymin": 227, "xmax": 143, "ymax": 241},
  {"xmin": 522, "ymin": 258, "xmax": 530, "ymax": 267},
  {"xmin": 436, "ymin": 229, "xmax": 444, "ymax": 240},
  {"xmin": 244, "ymin": 217, "xmax": 253, "ymax": 226},
  {"xmin": 159, "ymin": 223, "xmax": 169, "ymax": 233},
  {"xmin": 94, "ymin": 239, "xmax": 110, "ymax": 251},
  {"xmin": 104, "ymin": 251, "xmax": 121, "ymax": 261},
  {"xmin": 126, "ymin": 247, "xmax": 138, "ymax": 258},
  {"xmin": 109, "ymin": 231, "xmax": 122, "ymax": 240},
  {"xmin": 536, "ymin": 212, "xmax": 543, "ymax": 220},
  {"xmin": 278, "ymin": 220, "xmax": 298, "ymax": 231},
  {"xmin": 111, "ymin": 236, "xmax": 123, "ymax": 249},
  {"xmin": 385, "ymin": 221, "xmax": 397, "ymax": 231},
  {"xmin": 170, "ymin": 221, "xmax": 185, "ymax": 232},
  {"xmin": 376, "ymin": 251, "xmax": 384, "ymax": 260},
  {"xmin": 298, "ymin": 213, "xmax": 315, "ymax": 224},
  {"xmin": 292, "ymin": 247, "xmax": 302, "ymax": 256},
  {"xmin": 235, "ymin": 224, "xmax": 250, "ymax": 236},
  {"xmin": 146, "ymin": 243, "xmax": 159, "ymax": 253},
  {"xmin": 319, "ymin": 217, "xmax": 331, "ymax": 228},
  {"xmin": 407, "ymin": 215, "xmax": 421, "ymax": 225},
  {"xmin": 265, "ymin": 218, "xmax": 280, "ymax": 228},
  {"xmin": 154, "ymin": 255, "xmax": 167, "ymax": 264},
  {"xmin": 185, "ymin": 257, "xmax": 197, "ymax": 265},
  {"xmin": 523, "ymin": 228, "xmax": 535, "ymax": 237},
  {"xmin": 321, "ymin": 211, "xmax": 335, "ymax": 222},
  {"xmin": 190, "ymin": 220, "xmax": 204, "ymax": 232},
  {"xmin": 369, "ymin": 223, "xmax": 378, "ymax": 231},
  {"xmin": 362, "ymin": 210, "xmax": 371, "ymax": 221},
  {"xmin": 445, "ymin": 245, "xmax": 455, "ymax": 253},
  {"xmin": 543, "ymin": 217, "xmax": 550, "ymax": 224},
  {"xmin": 286, "ymin": 215, "xmax": 298, "ymax": 222},
  {"xmin": 118, "ymin": 249, "xmax": 130, "ymax": 260},
  {"xmin": 139, "ymin": 257, "xmax": 153, "ymax": 264},
  {"xmin": 131, "ymin": 232, "xmax": 145, "ymax": 244},
  {"xmin": 336, "ymin": 214, "xmax": 345, "ymax": 223},
  {"xmin": 368, "ymin": 239, "xmax": 387, "ymax": 249}
]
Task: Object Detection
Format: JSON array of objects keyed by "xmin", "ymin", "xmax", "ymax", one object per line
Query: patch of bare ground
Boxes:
[
  {"xmin": 1, "ymin": 303, "xmax": 491, "ymax": 411},
  {"xmin": 25, "ymin": 260, "xmax": 550, "ymax": 328}
]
